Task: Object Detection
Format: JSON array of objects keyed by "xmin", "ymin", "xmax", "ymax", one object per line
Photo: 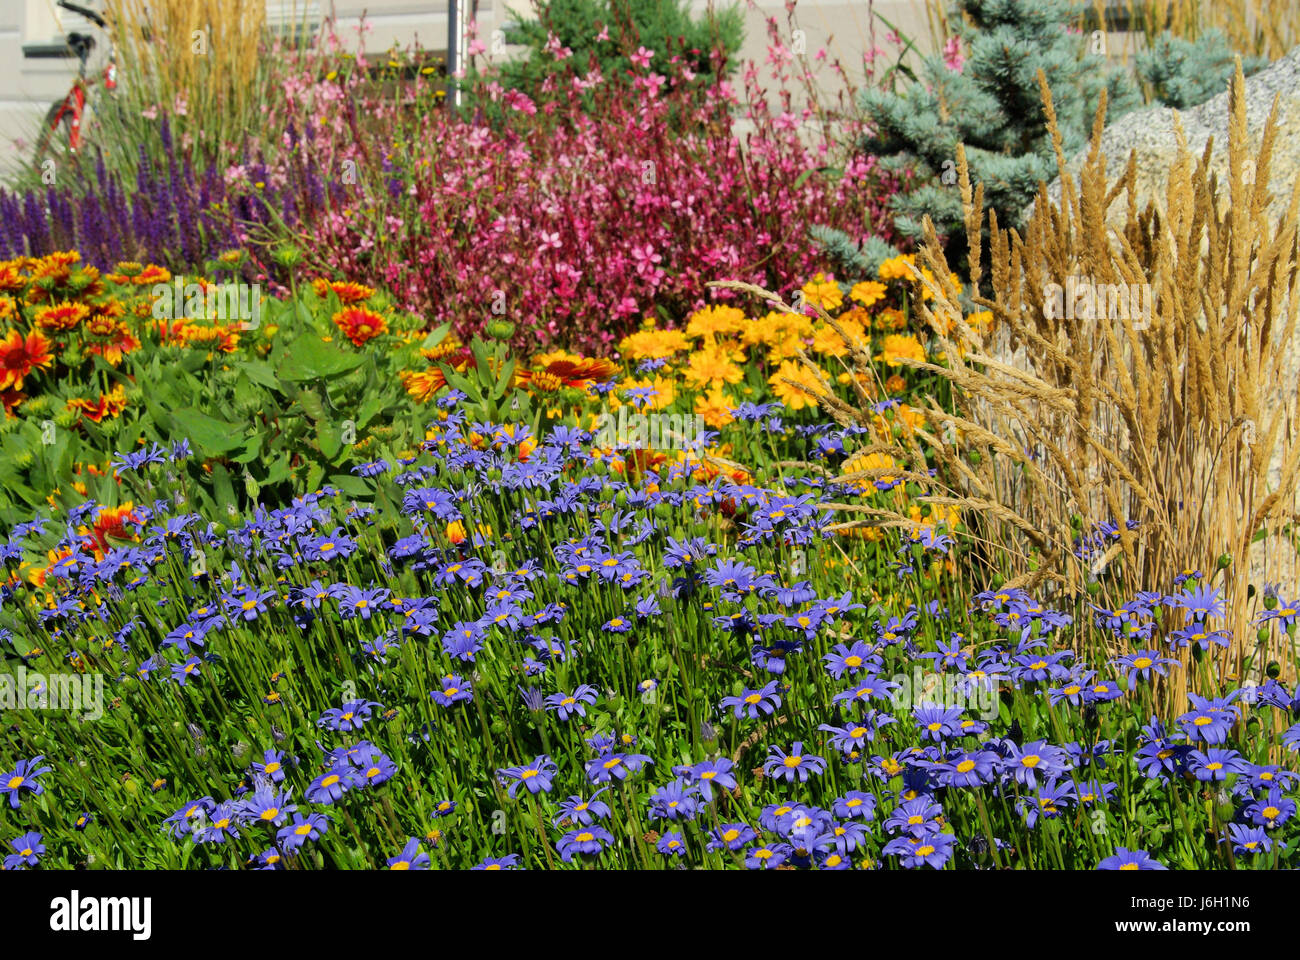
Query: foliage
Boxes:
[
  {"xmin": 5, "ymin": 25, "xmax": 900, "ymax": 355},
  {"xmin": 816, "ymin": 0, "xmax": 1278, "ymax": 278},
  {"xmin": 820, "ymin": 0, "xmax": 1142, "ymax": 273},
  {"xmin": 1134, "ymin": 29, "xmax": 1268, "ymax": 108},
  {"xmin": 2, "ymin": 313, "xmax": 1297, "ymax": 869},
  {"xmin": 0, "ymin": 251, "xmax": 435, "ymax": 525},
  {"xmin": 237, "ymin": 43, "xmax": 901, "ymax": 354},
  {"xmin": 472, "ymin": 0, "xmax": 744, "ymax": 106}
]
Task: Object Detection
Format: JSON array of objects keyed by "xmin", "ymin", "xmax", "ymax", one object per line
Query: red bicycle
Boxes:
[{"xmin": 33, "ymin": 0, "xmax": 117, "ymax": 162}]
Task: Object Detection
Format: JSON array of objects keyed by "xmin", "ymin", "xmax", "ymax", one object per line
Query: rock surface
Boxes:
[{"xmin": 1033, "ymin": 45, "xmax": 1300, "ymax": 229}]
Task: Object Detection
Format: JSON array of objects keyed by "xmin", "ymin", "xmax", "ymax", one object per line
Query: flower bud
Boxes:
[
  {"xmin": 272, "ymin": 243, "xmax": 303, "ymax": 269},
  {"xmin": 485, "ymin": 318, "xmax": 516, "ymax": 341}
]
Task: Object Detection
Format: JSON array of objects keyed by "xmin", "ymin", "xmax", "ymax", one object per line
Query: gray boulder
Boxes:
[{"xmin": 1032, "ymin": 45, "xmax": 1300, "ymax": 230}]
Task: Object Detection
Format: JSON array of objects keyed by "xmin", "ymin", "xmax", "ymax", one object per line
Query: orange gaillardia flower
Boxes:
[
  {"xmin": 34, "ymin": 300, "xmax": 90, "ymax": 332},
  {"xmin": 537, "ymin": 353, "xmax": 619, "ymax": 384},
  {"xmin": 527, "ymin": 371, "xmax": 564, "ymax": 393},
  {"xmin": 79, "ymin": 502, "xmax": 141, "ymax": 560},
  {"xmin": 1, "ymin": 388, "xmax": 26, "ymax": 417},
  {"xmin": 401, "ymin": 368, "xmax": 448, "ymax": 402},
  {"xmin": 420, "ymin": 336, "xmax": 463, "ymax": 363},
  {"xmin": 314, "ymin": 278, "xmax": 376, "ymax": 304},
  {"xmin": 0, "ymin": 261, "xmax": 26, "ymax": 294},
  {"xmin": 133, "ymin": 264, "xmax": 171, "ymax": 285},
  {"xmin": 24, "ymin": 547, "xmax": 75, "ymax": 587},
  {"xmin": 519, "ymin": 353, "xmax": 618, "ymax": 390},
  {"xmin": 0, "ymin": 328, "xmax": 54, "ymax": 391},
  {"xmin": 85, "ymin": 319, "xmax": 142, "ymax": 366},
  {"xmin": 332, "ymin": 306, "xmax": 388, "ymax": 346},
  {"xmin": 26, "ymin": 254, "xmax": 103, "ymax": 303},
  {"xmin": 67, "ymin": 385, "xmax": 129, "ymax": 423},
  {"xmin": 105, "ymin": 262, "xmax": 141, "ymax": 284}
]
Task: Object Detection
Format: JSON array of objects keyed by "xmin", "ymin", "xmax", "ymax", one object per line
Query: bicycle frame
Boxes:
[
  {"xmin": 38, "ymin": 1, "xmax": 116, "ymax": 158},
  {"xmin": 49, "ymin": 60, "xmax": 116, "ymax": 153}
]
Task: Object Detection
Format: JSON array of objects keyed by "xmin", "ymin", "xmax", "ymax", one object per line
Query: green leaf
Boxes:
[
  {"xmin": 304, "ymin": 461, "xmax": 326, "ymax": 496},
  {"xmin": 492, "ymin": 357, "xmax": 516, "ymax": 400},
  {"xmin": 232, "ymin": 435, "xmax": 263, "ymax": 465},
  {"xmin": 211, "ymin": 463, "xmax": 236, "ymax": 512},
  {"xmin": 170, "ymin": 408, "xmax": 247, "ymax": 456},
  {"xmin": 277, "ymin": 336, "xmax": 366, "ymax": 381},
  {"xmin": 296, "ymin": 389, "xmax": 326, "ymax": 421},
  {"xmin": 356, "ymin": 395, "xmax": 386, "ymax": 430},
  {"xmin": 237, "ymin": 359, "xmax": 282, "ymax": 391},
  {"xmin": 317, "ymin": 421, "xmax": 342, "ymax": 461},
  {"xmin": 440, "ymin": 364, "xmax": 479, "ymax": 398},
  {"xmin": 262, "ymin": 454, "xmax": 293, "ymax": 487},
  {"xmin": 328, "ymin": 472, "xmax": 372, "ymax": 497},
  {"xmin": 421, "ymin": 323, "xmax": 452, "ymax": 351}
]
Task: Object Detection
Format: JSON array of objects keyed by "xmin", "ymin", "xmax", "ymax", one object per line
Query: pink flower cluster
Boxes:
[{"xmin": 242, "ymin": 37, "xmax": 902, "ymax": 352}]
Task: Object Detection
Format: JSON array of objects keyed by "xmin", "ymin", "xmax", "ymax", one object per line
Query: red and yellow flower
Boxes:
[
  {"xmin": 78, "ymin": 502, "xmax": 141, "ymax": 560},
  {"xmin": 34, "ymin": 300, "xmax": 90, "ymax": 332},
  {"xmin": 332, "ymin": 306, "xmax": 388, "ymax": 346},
  {"xmin": 0, "ymin": 328, "xmax": 54, "ymax": 391},
  {"xmin": 67, "ymin": 384, "xmax": 129, "ymax": 423},
  {"xmin": 314, "ymin": 278, "xmax": 376, "ymax": 304}
]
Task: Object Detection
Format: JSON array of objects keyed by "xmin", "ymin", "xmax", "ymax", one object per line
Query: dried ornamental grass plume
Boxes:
[
  {"xmin": 109, "ymin": 0, "xmax": 267, "ymax": 150},
  {"xmin": 1106, "ymin": 0, "xmax": 1300, "ymax": 62},
  {"xmin": 890, "ymin": 64, "xmax": 1300, "ymax": 684}
]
